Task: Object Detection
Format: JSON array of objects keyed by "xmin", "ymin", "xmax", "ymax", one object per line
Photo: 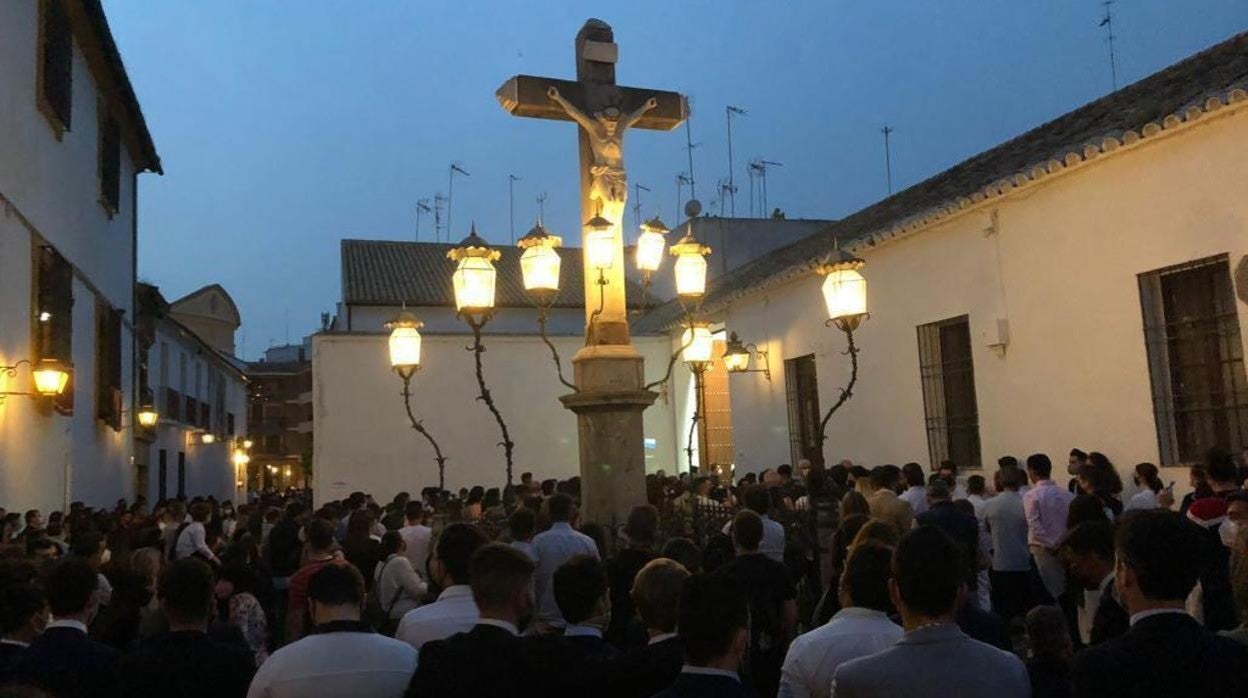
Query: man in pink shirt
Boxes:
[{"xmin": 1024, "ymin": 453, "xmax": 1075, "ymax": 602}]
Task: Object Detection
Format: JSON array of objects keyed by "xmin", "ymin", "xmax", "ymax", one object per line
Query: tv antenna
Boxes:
[
  {"xmin": 683, "ymin": 118, "xmax": 700, "ymax": 202},
  {"xmin": 535, "ymin": 192, "xmax": 548, "ymax": 223},
  {"xmin": 676, "ymin": 172, "xmax": 693, "ymax": 219},
  {"xmin": 415, "ymin": 199, "xmax": 431, "ymax": 242},
  {"xmin": 881, "ymin": 125, "xmax": 895, "ymax": 195},
  {"xmin": 1100, "ymin": 1, "xmax": 1119, "ymax": 91},
  {"xmin": 632, "ymin": 182, "xmax": 651, "ymax": 243},
  {"xmin": 507, "ymin": 174, "xmax": 522, "ymax": 243},
  {"xmin": 446, "ymin": 162, "xmax": 470, "ymax": 237},
  {"xmin": 433, "ymin": 193, "xmax": 448, "ymax": 242},
  {"xmin": 748, "ymin": 159, "xmax": 783, "ymax": 218},
  {"xmin": 725, "ymin": 105, "xmax": 746, "ymax": 216}
]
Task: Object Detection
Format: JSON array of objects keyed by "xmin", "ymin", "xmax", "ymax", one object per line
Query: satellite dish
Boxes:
[{"xmin": 684, "ymin": 199, "xmax": 702, "ymax": 219}]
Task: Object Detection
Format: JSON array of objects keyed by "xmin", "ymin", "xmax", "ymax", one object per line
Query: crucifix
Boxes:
[{"xmin": 496, "ymin": 18, "xmax": 688, "ymax": 525}]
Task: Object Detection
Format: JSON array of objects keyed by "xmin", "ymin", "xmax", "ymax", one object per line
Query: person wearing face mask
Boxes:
[
  {"xmin": 1186, "ymin": 455, "xmax": 1242, "ymax": 631},
  {"xmin": 394, "ymin": 523, "xmax": 487, "ymax": 650},
  {"xmin": 408, "ymin": 543, "xmax": 538, "ymax": 698},
  {"xmin": 1070, "ymin": 510, "xmax": 1248, "ymax": 698}
]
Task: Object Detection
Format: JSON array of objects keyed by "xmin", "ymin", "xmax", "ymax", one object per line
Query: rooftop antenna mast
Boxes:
[
  {"xmin": 433, "ymin": 193, "xmax": 447, "ymax": 242},
  {"xmin": 750, "ymin": 159, "xmax": 783, "ymax": 217},
  {"xmin": 415, "ymin": 199, "xmax": 431, "ymax": 242},
  {"xmin": 726, "ymin": 105, "xmax": 746, "ymax": 216},
  {"xmin": 683, "ymin": 117, "xmax": 700, "ymax": 202},
  {"xmin": 748, "ymin": 162, "xmax": 759, "ymax": 218},
  {"xmin": 507, "ymin": 174, "xmax": 521, "ymax": 243},
  {"xmin": 881, "ymin": 125, "xmax": 895, "ymax": 195},
  {"xmin": 1100, "ymin": 1, "xmax": 1119, "ymax": 91},
  {"xmin": 536, "ymin": 192, "xmax": 548, "ymax": 223},
  {"xmin": 676, "ymin": 173, "xmax": 692, "ymax": 220},
  {"xmin": 632, "ymin": 182, "xmax": 651, "ymax": 243},
  {"xmin": 717, "ymin": 178, "xmax": 732, "ymax": 217},
  {"xmin": 447, "ymin": 162, "xmax": 470, "ymax": 237}
]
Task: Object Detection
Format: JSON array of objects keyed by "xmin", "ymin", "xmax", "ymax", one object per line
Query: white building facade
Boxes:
[{"xmin": 0, "ymin": 0, "xmax": 161, "ymax": 511}]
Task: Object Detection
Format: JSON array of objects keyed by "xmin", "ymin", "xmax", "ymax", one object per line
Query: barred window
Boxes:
[
  {"xmin": 95, "ymin": 300, "xmax": 122, "ymax": 430},
  {"xmin": 38, "ymin": 0, "xmax": 73, "ymax": 133},
  {"xmin": 1139, "ymin": 254, "xmax": 1248, "ymax": 464},
  {"xmin": 918, "ymin": 315, "xmax": 982, "ymax": 469},
  {"xmin": 784, "ymin": 354, "xmax": 823, "ymax": 466}
]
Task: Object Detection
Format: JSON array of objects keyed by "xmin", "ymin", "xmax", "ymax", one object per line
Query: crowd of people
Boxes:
[{"xmin": 1, "ymin": 449, "xmax": 1248, "ymax": 697}]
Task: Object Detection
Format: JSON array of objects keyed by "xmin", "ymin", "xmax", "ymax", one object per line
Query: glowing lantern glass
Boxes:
[
  {"xmin": 386, "ymin": 310, "xmax": 423, "ymax": 375},
  {"xmin": 517, "ymin": 222, "xmax": 563, "ymax": 295},
  {"xmin": 635, "ymin": 216, "xmax": 669, "ymax": 274},
  {"xmin": 584, "ymin": 214, "xmax": 615, "ymax": 271},
  {"xmin": 32, "ymin": 359, "xmax": 69, "ymax": 396},
  {"xmin": 201, "ymin": 433, "xmax": 216, "ymax": 445},
  {"xmin": 447, "ymin": 225, "xmax": 501, "ymax": 314},
  {"xmin": 137, "ymin": 404, "xmax": 159, "ymax": 428},
  {"xmin": 821, "ymin": 268, "xmax": 867, "ymax": 322},
  {"xmin": 681, "ymin": 325, "xmax": 714, "ymax": 365},
  {"xmin": 722, "ymin": 333, "xmax": 751, "ymax": 373},
  {"xmin": 670, "ymin": 229, "xmax": 712, "ymax": 300}
]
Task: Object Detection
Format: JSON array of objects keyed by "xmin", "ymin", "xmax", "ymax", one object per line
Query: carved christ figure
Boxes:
[{"xmin": 548, "ymin": 85, "xmax": 657, "ymax": 216}]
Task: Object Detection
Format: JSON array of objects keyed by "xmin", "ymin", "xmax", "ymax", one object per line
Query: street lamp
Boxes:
[
  {"xmin": 448, "ymin": 225, "xmax": 516, "ymax": 487},
  {"xmin": 815, "ymin": 248, "xmax": 869, "ymax": 450},
  {"xmin": 387, "ymin": 308, "xmax": 449, "ymax": 491},
  {"xmin": 634, "ymin": 215, "xmax": 669, "ymax": 310},
  {"xmin": 722, "ymin": 331, "xmax": 771, "ymax": 381},
  {"xmin": 136, "ymin": 402, "xmax": 159, "ymax": 428},
  {"xmin": 0, "ymin": 358, "xmax": 70, "ymax": 403},
  {"xmin": 682, "ymin": 322, "xmax": 713, "ymax": 475},
  {"xmin": 517, "ymin": 221, "xmax": 576, "ymax": 391},
  {"xmin": 643, "ymin": 202, "xmax": 711, "ymax": 393}
]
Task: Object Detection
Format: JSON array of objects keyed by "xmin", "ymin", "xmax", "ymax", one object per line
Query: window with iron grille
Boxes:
[
  {"xmin": 917, "ymin": 316, "xmax": 982, "ymax": 469},
  {"xmin": 35, "ymin": 245, "xmax": 74, "ymax": 414},
  {"xmin": 95, "ymin": 300, "xmax": 122, "ymax": 431},
  {"xmin": 38, "ymin": 0, "xmax": 73, "ymax": 134},
  {"xmin": 1139, "ymin": 254, "xmax": 1248, "ymax": 464},
  {"xmin": 785, "ymin": 354, "xmax": 823, "ymax": 466},
  {"xmin": 98, "ymin": 108, "xmax": 121, "ymax": 213}
]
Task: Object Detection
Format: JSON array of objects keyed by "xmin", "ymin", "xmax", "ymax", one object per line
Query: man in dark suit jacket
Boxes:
[
  {"xmin": 15, "ymin": 559, "xmax": 120, "ymax": 698},
  {"xmin": 653, "ymin": 573, "xmax": 752, "ymax": 698},
  {"xmin": 916, "ymin": 481, "xmax": 979, "ymax": 590},
  {"xmin": 1071, "ymin": 511, "xmax": 1248, "ymax": 697},
  {"xmin": 1059, "ymin": 520, "xmax": 1128, "ymax": 645},
  {"xmin": 0, "ymin": 583, "xmax": 46, "ymax": 685},
  {"xmin": 408, "ymin": 543, "xmax": 536, "ymax": 698},
  {"xmin": 606, "ymin": 558, "xmax": 688, "ymax": 698},
  {"xmin": 119, "ymin": 559, "xmax": 255, "ymax": 697}
]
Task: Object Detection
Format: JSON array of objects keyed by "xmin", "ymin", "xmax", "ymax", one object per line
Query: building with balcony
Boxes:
[{"xmin": 247, "ymin": 343, "xmax": 312, "ymax": 491}]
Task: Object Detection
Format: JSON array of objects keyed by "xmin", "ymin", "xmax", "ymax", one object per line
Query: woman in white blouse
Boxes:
[
  {"xmin": 374, "ymin": 530, "xmax": 428, "ymax": 628},
  {"xmin": 1125, "ymin": 462, "xmax": 1170, "ymax": 511}
]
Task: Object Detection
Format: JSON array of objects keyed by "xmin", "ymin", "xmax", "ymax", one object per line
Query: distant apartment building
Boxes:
[{"xmin": 247, "ymin": 342, "xmax": 312, "ymax": 490}]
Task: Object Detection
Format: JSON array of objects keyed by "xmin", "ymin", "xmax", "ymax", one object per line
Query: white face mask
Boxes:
[
  {"xmin": 1221, "ymin": 520, "xmax": 1240, "ymax": 548},
  {"xmin": 99, "ymin": 548, "xmax": 111, "ymax": 565}
]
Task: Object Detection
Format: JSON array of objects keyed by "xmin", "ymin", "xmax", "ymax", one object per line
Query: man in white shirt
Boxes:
[
  {"xmin": 983, "ymin": 467, "xmax": 1032, "ymax": 621},
  {"xmin": 398, "ymin": 501, "xmax": 432, "ymax": 578},
  {"xmin": 247, "ymin": 564, "xmax": 415, "ymax": 698},
  {"xmin": 898, "ymin": 463, "xmax": 928, "ymax": 518},
  {"xmin": 722, "ymin": 486, "xmax": 786, "ymax": 562},
  {"xmin": 1023, "ymin": 454, "xmax": 1075, "ymax": 602},
  {"xmin": 175, "ymin": 502, "xmax": 219, "ymax": 564},
  {"xmin": 532, "ymin": 494, "xmax": 600, "ymax": 629},
  {"xmin": 395, "ymin": 523, "xmax": 487, "ymax": 650},
  {"xmin": 779, "ymin": 542, "xmax": 901, "ymax": 698}
]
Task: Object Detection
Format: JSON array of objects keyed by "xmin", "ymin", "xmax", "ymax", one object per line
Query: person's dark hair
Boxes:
[
  {"xmin": 893, "ymin": 526, "xmax": 962, "ymax": 617},
  {"xmin": 1207, "ymin": 448, "xmax": 1238, "ymax": 484},
  {"xmin": 952, "ymin": 499, "xmax": 975, "ymax": 518},
  {"xmin": 553, "ymin": 555, "xmax": 606, "ymax": 624},
  {"xmin": 45, "ymin": 558, "xmax": 98, "ymax": 617},
  {"xmin": 997, "ymin": 455, "xmax": 1019, "ymax": 469},
  {"xmin": 69, "ymin": 530, "xmax": 101, "ymax": 559},
  {"xmin": 966, "ymin": 475, "xmax": 986, "ymax": 496},
  {"xmin": 1067, "ymin": 494, "xmax": 1110, "ymax": 528},
  {"xmin": 548, "ymin": 493, "xmax": 574, "ymax": 523},
  {"xmin": 939, "ymin": 460, "xmax": 957, "ymax": 475},
  {"xmin": 306, "ymin": 517, "xmax": 336, "ymax": 551},
  {"xmin": 284, "ymin": 501, "xmax": 307, "ymax": 520},
  {"xmin": 701, "ymin": 533, "xmax": 736, "ymax": 574},
  {"xmin": 189, "ymin": 502, "xmax": 211, "ymax": 522},
  {"xmin": 404, "ymin": 501, "xmax": 423, "ymax": 522},
  {"xmin": 437, "ymin": 523, "xmax": 489, "ymax": 585},
  {"xmin": 869, "ymin": 466, "xmax": 890, "ymax": 490},
  {"xmin": 843, "ymin": 542, "xmax": 895, "ymax": 613},
  {"xmin": 1087, "ymin": 452, "xmax": 1124, "ymax": 494},
  {"xmin": 28, "ymin": 537, "xmax": 59, "ymax": 558},
  {"xmin": 1059, "ymin": 521, "xmax": 1115, "ymax": 560},
  {"xmin": 776, "ymin": 464, "xmax": 793, "ymax": 478},
  {"xmin": 1116, "ymin": 510, "xmax": 1200, "ymax": 601},
  {"xmin": 1025, "ymin": 605, "xmax": 1072, "ymax": 661},
  {"xmin": 849, "ymin": 465, "xmax": 870, "ymax": 483},
  {"xmin": 158, "ymin": 558, "xmax": 215, "ymax": 623},
  {"xmin": 0, "ymin": 584, "xmax": 46, "ymax": 634},
  {"xmin": 541, "ymin": 479, "xmax": 557, "ymax": 496},
  {"xmin": 1026, "ymin": 453, "xmax": 1053, "ymax": 478},
  {"xmin": 998, "ymin": 467, "xmax": 1023, "ymax": 490},
  {"xmin": 1070, "ymin": 448, "xmax": 1088, "ymax": 462},
  {"xmin": 742, "ymin": 486, "xmax": 770, "ymax": 516},
  {"xmin": 509, "ymin": 508, "xmax": 536, "ymax": 541},
  {"xmin": 466, "ymin": 486, "xmax": 485, "ymax": 506},
  {"xmin": 1134, "ymin": 462, "xmax": 1163, "ymax": 493},
  {"xmin": 623, "ymin": 505, "xmax": 658, "ymax": 546},
  {"xmin": 469, "ymin": 543, "xmax": 535, "ymax": 610},
  {"xmin": 308, "ymin": 563, "xmax": 364, "ymax": 607},
  {"xmin": 661, "ymin": 537, "xmax": 702, "ymax": 575},
  {"xmin": 520, "ymin": 472, "xmax": 533, "ymax": 484},
  {"xmin": 730, "ymin": 510, "xmax": 763, "ymax": 551},
  {"xmin": 841, "ymin": 490, "xmax": 871, "ymax": 517},
  {"xmin": 483, "ymin": 488, "xmax": 501, "ymax": 509},
  {"xmin": 828, "ymin": 465, "xmax": 850, "ymax": 489},
  {"xmin": 927, "ymin": 479, "xmax": 951, "ymax": 501},
  {"xmin": 380, "ymin": 530, "xmax": 404, "ymax": 557},
  {"xmin": 902, "ymin": 463, "xmax": 925, "ymax": 488},
  {"xmin": 632, "ymin": 558, "xmax": 689, "ymax": 632},
  {"xmin": 677, "ymin": 572, "xmax": 748, "ymax": 666}
]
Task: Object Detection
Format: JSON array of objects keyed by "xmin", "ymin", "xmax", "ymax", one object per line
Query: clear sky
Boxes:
[{"xmin": 103, "ymin": 1, "xmax": 1248, "ymax": 359}]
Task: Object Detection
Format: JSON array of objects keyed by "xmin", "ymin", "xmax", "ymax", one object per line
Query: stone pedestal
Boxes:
[{"xmin": 561, "ymin": 345, "xmax": 657, "ymax": 526}]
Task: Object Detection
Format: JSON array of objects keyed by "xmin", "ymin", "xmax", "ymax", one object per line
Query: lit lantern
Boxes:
[
  {"xmin": 243, "ymin": 439, "xmax": 253, "ymax": 450},
  {"xmin": 681, "ymin": 323, "xmax": 714, "ymax": 366},
  {"xmin": 721, "ymin": 332, "xmax": 751, "ymax": 373},
  {"xmin": 818, "ymin": 250, "xmax": 868, "ymax": 331},
  {"xmin": 31, "ymin": 358, "xmax": 70, "ymax": 396},
  {"xmin": 232, "ymin": 449, "xmax": 250, "ymax": 467},
  {"xmin": 517, "ymin": 221, "xmax": 563, "ymax": 301},
  {"xmin": 137, "ymin": 403, "xmax": 159, "ymax": 428},
  {"xmin": 635, "ymin": 216, "xmax": 669, "ymax": 274},
  {"xmin": 201, "ymin": 433, "xmax": 216, "ymax": 445},
  {"xmin": 385, "ymin": 309, "xmax": 424, "ymax": 378},
  {"xmin": 670, "ymin": 227, "xmax": 712, "ymax": 300},
  {"xmin": 584, "ymin": 214, "xmax": 615, "ymax": 270},
  {"xmin": 447, "ymin": 225, "xmax": 501, "ymax": 314}
]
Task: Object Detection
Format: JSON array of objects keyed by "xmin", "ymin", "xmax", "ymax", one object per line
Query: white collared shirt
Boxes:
[
  {"xmin": 533, "ymin": 522, "xmax": 600, "ymax": 627},
  {"xmin": 394, "ymin": 584, "xmax": 478, "ymax": 650},
  {"xmin": 0, "ymin": 639, "xmax": 30, "ymax": 648},
  {"xmin": 476, "ymin": 618, "xmax": 520, "ymax": 636},
  {"xmin": 45, "ymin": 619, "xmax": 88, "ymax": 634},
  {"xmin": 1129, "ymin": 608, "xmax": 1188, "ymax": 626},
  {"xmin": 681, "ymin": 665, "xmax": 739, "ymax": 681},
  {"xmin": 778, "ymin": 607, "xmax": 903, "ymax": 698},
  {"xmin": 899, "ymin": 486, "xmax": 928, "ymax": 517},
  {"xmin": 563, "ymin": 624, "xmax": 603, "ymax": 639},
  {"xmin": 398, "ymin": 524, "xmax": 432, "ymax": 578},
  {"xmin": 649, "ymin": 632, "xmax": 677, "ymax": 646}
]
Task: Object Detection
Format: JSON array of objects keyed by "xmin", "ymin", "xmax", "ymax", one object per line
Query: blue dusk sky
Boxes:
[{"xmin": 102, "ymin": 1, "xmax": 1248, "ymax": 358}]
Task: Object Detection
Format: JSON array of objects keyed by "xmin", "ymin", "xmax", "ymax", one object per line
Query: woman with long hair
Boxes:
[
  {"xmin": 342, "ymin": 510, "xmax": 382, "ymax": 593},
  {"xmin": 1078, "ymin": 457, "xmax": 1123, "ymax": 519},
  {"xmin": 218, "ymin": 562, "xmax": 269, "ymax": 665},
  {"xmin": 1125, "ymin": 462, "xmax": 1166, "ymax": 511},
  {"xmin": 373, "ymin": 531, "xmax": 427, "ymax": 636}
]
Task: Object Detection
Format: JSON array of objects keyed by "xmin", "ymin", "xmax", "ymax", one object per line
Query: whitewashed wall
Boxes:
[
  {"xmin": 0, "ymin": 1, "xmax": 141, "ymax": 511},
  {"xmin": 713, "ymin": 104, "xmax": 1248, "ymax": 494},
  {"xmin": 313, "ymin": 332, "xmax": 679, "ymax": 503}
]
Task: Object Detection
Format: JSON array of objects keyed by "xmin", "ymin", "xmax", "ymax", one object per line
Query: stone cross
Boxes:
[{"xmin": 497, "ymin": 18, "xmax": 687, "ymax": 345}]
